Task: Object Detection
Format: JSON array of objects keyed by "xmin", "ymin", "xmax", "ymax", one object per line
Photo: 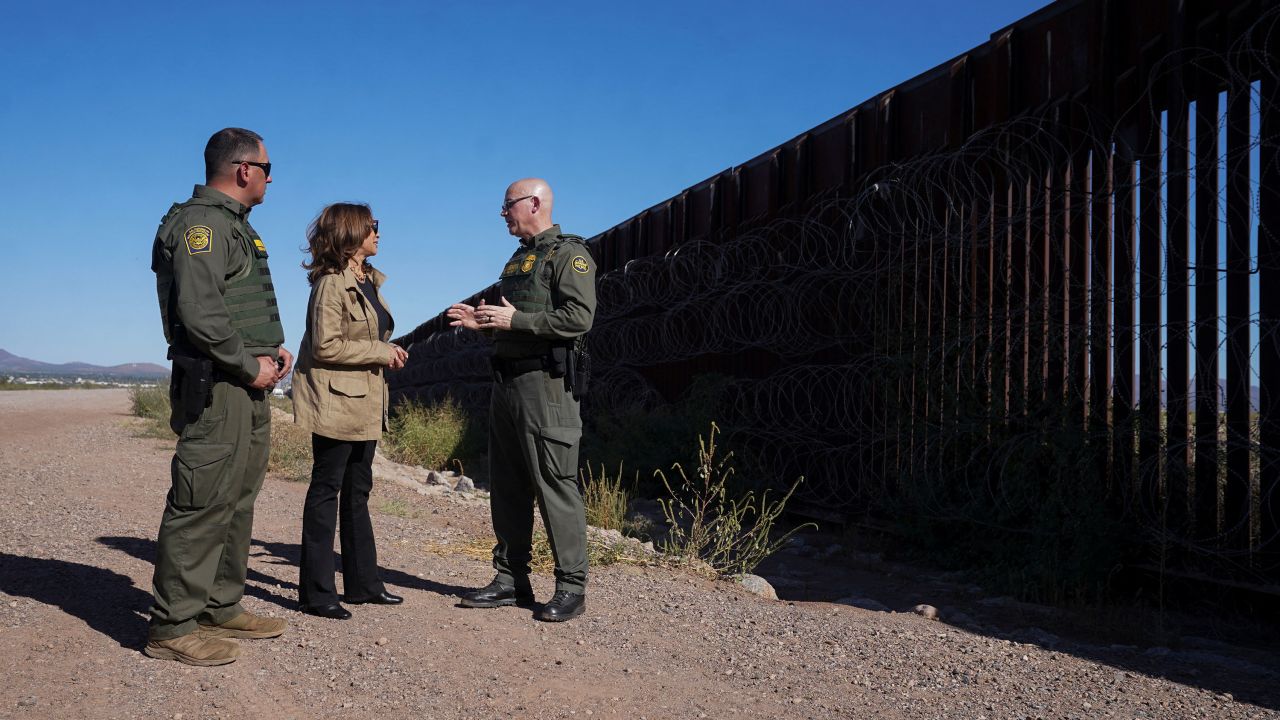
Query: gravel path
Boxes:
[{"xmin": 1, "ymin": 389, "xmax": 1277, "ymax": 719}]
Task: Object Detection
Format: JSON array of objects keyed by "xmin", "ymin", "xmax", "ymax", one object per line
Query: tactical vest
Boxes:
[
  {"xmin": 499, "ymin": 235, "xmax": 584, "ymax": 314},
  {"xmin": 156, "ymin": 199, "xmax": 285, "ymax": 351}
]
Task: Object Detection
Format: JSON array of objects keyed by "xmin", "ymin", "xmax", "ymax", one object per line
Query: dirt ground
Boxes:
[{"xmin": 1, "ymin": 388, "xmax": 1277, "ymax": 720}]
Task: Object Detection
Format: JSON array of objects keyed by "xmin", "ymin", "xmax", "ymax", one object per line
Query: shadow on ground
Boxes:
[
  {"xmin": 96, "ymin": 536, "xmax": 296, "ymax": 611},
  {"xmin": 252, "ymin": 540, "xmax": 473, "ymax": 600},
  {"xmin": 0, "ymin": 552, "xmax": 150, "ymax": 649},
  {"xmin": 755, "ymin": 533, "xmax": 1280, "ymax": 712}
]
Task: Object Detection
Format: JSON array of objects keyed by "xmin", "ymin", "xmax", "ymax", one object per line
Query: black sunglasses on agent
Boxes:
[
  {"xmin": 501, "ymin": 195, "xmax": 534, "ymax": 212},
  {"xmin": 370, "ymin": 220, "xmax": 380, "ymax": 234},
  {"xmin": 231, "ymin": 159, "xmax": 272, "ymax": 177}
]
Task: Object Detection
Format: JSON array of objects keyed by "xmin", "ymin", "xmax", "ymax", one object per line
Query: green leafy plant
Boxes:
[
  {"xmin": 656, "ymin": 422, "xmax": 813, "ymax": 577},
  {"xmin": 384, "ymin": 396, "xmax": 483, "ymax": 470}
]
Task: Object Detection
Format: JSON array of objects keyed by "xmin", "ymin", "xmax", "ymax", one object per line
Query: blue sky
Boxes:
[{"xmin": 0, "ymin": 0, "xmax": 1045, "ymax": 366}]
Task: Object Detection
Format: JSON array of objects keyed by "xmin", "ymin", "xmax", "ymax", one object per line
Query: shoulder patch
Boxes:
[
  {"xmin": 184, "ymin": 225, "xmax": 213, "ymax": 255},
  {"xmin": 520, "ymin": 253, "xmax": 538, "ymax": 273},
  {"xmin": 252, "ymin": 237, "xmax": 267, "ymax": 254},
  {"xmin": 571, "ymin": 255, "xmax": 591, "ymax": 274}
]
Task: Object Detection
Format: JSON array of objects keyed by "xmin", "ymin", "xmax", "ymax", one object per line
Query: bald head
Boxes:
[{"xmin": 501, "ymin": 178, "xmax": 555, "ymax": 240}]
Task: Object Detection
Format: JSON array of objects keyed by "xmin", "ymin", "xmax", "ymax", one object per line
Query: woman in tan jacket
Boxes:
[{"xmin": 292, "ymin": 203, "xmax": 408, "ymax": 620}]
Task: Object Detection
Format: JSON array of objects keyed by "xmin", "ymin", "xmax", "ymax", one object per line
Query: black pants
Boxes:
[{"xmin": 298, "ymin": 435, "xmax": 385, "ymax": 607}]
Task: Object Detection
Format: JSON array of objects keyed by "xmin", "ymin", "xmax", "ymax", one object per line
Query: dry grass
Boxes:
[
  {"xmin": 268, "ymin": 413, "xmax": 312, "ymax": 482},
  {"xmin": 420, "ymin": 530, "xmax": 667, "ymax": 572},
  {"xmin": 581, "ymin": 462, "xmax": 631, "ymax": 532},
  {"xmin": 384, "ymin": 397, "xmax": 481, "ymax": 471}
]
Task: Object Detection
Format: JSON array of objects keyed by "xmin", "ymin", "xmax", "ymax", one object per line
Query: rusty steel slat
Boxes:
[
  {"xmin": 1193, "ymin": 79, "xmax": 1222, "ymax": 542},
  {"xmin": 1046, "ymin": 105, "xmax": 1069, "ymax": 407},
  {"xmin": 1113, "ymin": 139, "xmax": 1137, "ymax": 501},
  {"xmin": 1223, "ymin": 63, "xmax": 1253, "ymax": 555},
  {"xmin": 1089, "ymin": 147, "xmax": 1113, "ymax": 440},
  {"xmin": 1027, "ymin": 168, "xmax": 1049, "ymax": 412},
  {"xmin": 1065, "ymin": 125, "xmax": 1089, "ymax": 428},
  {"xmin": 1009, "ymin": 174, "xmax": 1029, "ymax": 417},
  {"xmin": 1258, "ymin": 70, "xmax": 1280, "ymax": 559},
  {"xmin": 1137, "ymin": 80, "xmax": 1164, "ymax": 510},
  {"xmin": 1166, "ymin": 6, "xmax": 1193, "ymax": 532}
]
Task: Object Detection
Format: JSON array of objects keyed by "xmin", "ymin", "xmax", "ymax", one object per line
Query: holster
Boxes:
[
  {"xmin": 564, "ymin": 338, "xmax": 590, "ymax": 400},
  {"xmin": 168, "ymin": 350, "xmax": 212, "ymax": 435}
]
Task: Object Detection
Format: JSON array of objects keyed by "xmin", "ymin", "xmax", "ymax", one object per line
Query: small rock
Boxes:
[
  {"xmin": 454, "ymin": 476, "xmax": 475, "ymax": 493},
  {"xmin": 17, "ymin": 698, "xmax": 36, "ymax": 708},
  {"xmin": 425, "ymin": 470, "xmax": 443, "ymax": 485},
  {"xmin": 376, "ymin": 637, "xmax": 389, "ymax": 646},
  {"xmin": 1219, "ymin": 693, "xmax": 1234, "ymax": 702},
  {"xmin": 912, "ymin": 604, "xmax": 938, "ymax": 620},
  {"xmin": 838, "ymin": 596, "xmax": 890, "ymax": 612},
  {"xmin": 736, "ymin": 574, "xmax": 777, "ymax": 600}
]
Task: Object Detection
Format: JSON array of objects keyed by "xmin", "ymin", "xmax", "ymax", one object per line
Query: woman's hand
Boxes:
[{"xmin": 388, "ymin": 343, "xmax": 409, "ymax": 370}]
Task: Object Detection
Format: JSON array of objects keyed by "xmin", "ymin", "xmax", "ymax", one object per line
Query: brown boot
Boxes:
[
  {"xmin": 144, "ymin": 633, "xmax": 240, "ymax": 666},
  {"xmin": 198, "ymin": 611, "xmax": 287, "ymax": 639}
]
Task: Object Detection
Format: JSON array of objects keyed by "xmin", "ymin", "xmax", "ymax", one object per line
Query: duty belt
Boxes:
[{"xmin": 490, "ymin": 355, "xmax": 546, "ymax": 383}]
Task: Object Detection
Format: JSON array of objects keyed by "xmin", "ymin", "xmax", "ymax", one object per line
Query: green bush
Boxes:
[
  {"xmin": 384, "ymin": 396, "xmax": 483, "ymax": 471},
  {"xmin": 129, "ymin": 385, "xmax": 170, "ymax": 421}
]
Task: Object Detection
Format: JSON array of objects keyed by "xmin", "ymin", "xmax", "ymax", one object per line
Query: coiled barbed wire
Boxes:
[{"xmin": 393, "ymin": 8, "xmax": 1280, "ymax": 582}]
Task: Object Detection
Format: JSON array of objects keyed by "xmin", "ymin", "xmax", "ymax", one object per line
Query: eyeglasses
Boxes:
[
  {"xmin": 232, "ymin": 160, "xmax": 272, "ymax": 177},
  {"xmin": 370, "ymin": 220, "xmax": 380, "ymax": 234},
  {"xmin": 501, "ymin": 195, "xmax": 534, "ymax": 212}
]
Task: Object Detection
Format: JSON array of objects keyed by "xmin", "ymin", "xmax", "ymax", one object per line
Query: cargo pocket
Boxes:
[
  {"xmin": 536, "ymin": 425, "xmax": 582, "ymax": 481},
  {"xmin": 171, "ymin": 441, "xmax": 234, "ymax": 510},
  {"xmin": 329, "ymin": 374, "xmax": 368, "ymax": 398}
]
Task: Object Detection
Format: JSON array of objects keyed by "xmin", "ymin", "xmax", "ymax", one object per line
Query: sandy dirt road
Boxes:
[{"xmin": 0, "ymin": 389, "xmax": 1277, "ymax": 719}]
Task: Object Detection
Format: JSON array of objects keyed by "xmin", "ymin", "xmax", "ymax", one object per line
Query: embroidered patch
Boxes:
[
  {"xmin": 252, "ymin": 237, "xmax": 267, "ymax": 254},
  {"xmin": 501, "ymin": 261, "xmax": 521, "ymax": 277},
  {"xmin": 571, "ymin": 256, "xmax": 590, "ymax": 274},
  {"xmin": 520, "ymin": 254, "xmax": 538, "ymax": 273},
  {"xmin": 184, "ymin": 225, "xmax": 213, "ymax": 255}
]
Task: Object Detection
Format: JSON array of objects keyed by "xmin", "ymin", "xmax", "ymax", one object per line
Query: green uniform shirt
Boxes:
[
  {"xmin": 494, "ymin": 224, "xmax": 597, "ymax": 359},
  {"xmin": 152, "ymin": 185, "xmax": 283, "ymax": 384}
]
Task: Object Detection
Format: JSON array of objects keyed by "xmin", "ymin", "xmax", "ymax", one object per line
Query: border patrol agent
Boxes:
[
  {"xmin": 145, "ymin": 128, "xmax": 293, "ymax": 665},
  {"xmin": 448, "ymin": 177, "xmax": 596, "ymax": 622}
]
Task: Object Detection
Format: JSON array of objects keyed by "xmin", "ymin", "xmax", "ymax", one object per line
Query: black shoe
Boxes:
[
  {"xmin": 343, "ymin": 591, "xmax": 403, "ymax": 605},
  {"xmin": 300, "ymin": 603, "xmax": 352, "ymax": 620},
  {"xmin": 536, "ymin": 590, "xmax": 585, "ymax": 622},
  {"xmin": 459, "ymin": 577, "xmax": 534, "ymax": 608}
]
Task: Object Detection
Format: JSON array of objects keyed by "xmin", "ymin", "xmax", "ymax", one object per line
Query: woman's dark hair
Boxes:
[{"xmin": 303, "ymin": 203, "xmax": 376, "ymax": 286}]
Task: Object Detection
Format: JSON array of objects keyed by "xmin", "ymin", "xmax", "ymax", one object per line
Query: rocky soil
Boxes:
[{"xmin": 1, "ymin": 388, "xmax": 1277, "ymax": 719}]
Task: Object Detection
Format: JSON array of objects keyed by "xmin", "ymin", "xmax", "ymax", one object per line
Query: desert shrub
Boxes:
[
  {"xmin": 385, "ymin": 397, "xmax": 483, "ymax": 470},
  {"xmin": 581, "ymin": 462, "xmax": 632, "ymax": 532},
  {"xmin": 656, "ymin": 422, "xmax": 813, "ymax": 577},
  {"xmin": 129, "ymin": 385, "xmax": 170, "ymax": 421},
  {"xmin": 268, "ymin": 417, "xmax": 312, "ymax": 482}
]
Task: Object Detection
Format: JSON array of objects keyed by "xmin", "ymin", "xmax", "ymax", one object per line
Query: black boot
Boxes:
[
  {"xmin": 536, "ymin": 590, "xmax": 585, "ymax": 622},
  {"xmin": 460, "ymin": 577, "xmax": 535, "ymax": 608}
]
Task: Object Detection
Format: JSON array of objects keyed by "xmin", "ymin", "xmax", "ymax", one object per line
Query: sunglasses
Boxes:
[
  {"xmin": 370, "ymin": 220, "xmax": 380, "ymax": 234},
  {"xmin": 501, "ymin": 195, "xmax": 534, "ymax": 212},
  {"xmin": 232, "ymin": 160, "xmax": 272, "ymax": 177}
]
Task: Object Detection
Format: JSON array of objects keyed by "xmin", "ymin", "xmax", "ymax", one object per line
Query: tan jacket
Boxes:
[{"xmin": 291, "ymin": 266, "xmax": 395, "ymax": 441}]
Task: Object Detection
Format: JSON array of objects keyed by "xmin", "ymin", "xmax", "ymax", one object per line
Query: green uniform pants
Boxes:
[
  {"xmin": 149, "ymin": 381, "xmax": 270, "ymax": 639},
  {"xmin": 488, "ymin": 368, "xmax": 588, "ymax": 593}
]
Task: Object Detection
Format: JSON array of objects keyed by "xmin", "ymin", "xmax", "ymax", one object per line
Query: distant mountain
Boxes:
[{"xmin": 0, "ymin": 349, "xmax": 168, "ymax": 379}]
